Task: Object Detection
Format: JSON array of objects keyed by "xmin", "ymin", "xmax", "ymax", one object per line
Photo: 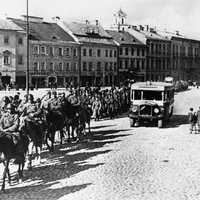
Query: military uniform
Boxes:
[{"xmin": 0, "ymin": 109, "xmax": 20, "ymax": 145}]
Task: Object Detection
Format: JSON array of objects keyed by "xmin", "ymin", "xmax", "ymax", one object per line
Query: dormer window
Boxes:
[
  {"xmin": 52, "ymin": 35, "xmax": 57, "ymax": 40},
  {"xmin": 121, "ymin": 38, "xmax": 124, "ymax": 41}
]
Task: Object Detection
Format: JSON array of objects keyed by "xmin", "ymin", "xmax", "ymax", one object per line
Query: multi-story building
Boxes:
[
  {"xmin": 106, "ymin": 30, "xmax": 146, "ymax": 82},
  {"xmin": 61, "ymin": 21, "xmax": 118, "ymax": 86},
  {"xmin": 10, "ymin": 16, "xmax": 79, "ymax": 88},
  {"xmin": 0, "ymin": 19, "xmax": 26, "ymax": 87},
  {"xmin": 127, "ymin": 26, "xmax": 171, "ymax": 82},
  {"xmin": 158, "ymin": 30, "xmax": 200, "ymax": 81}
]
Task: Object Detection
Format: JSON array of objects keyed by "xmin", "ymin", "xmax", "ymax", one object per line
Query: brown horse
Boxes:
[{"xmin": 0, "ymin": 132, "xmax": 29, "ymax": 192}]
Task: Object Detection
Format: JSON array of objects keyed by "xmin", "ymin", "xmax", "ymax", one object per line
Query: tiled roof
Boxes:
[
  {"xmin": 106, "ymin": 30, "xmax": 144, "ymax": 45},
  {"xmin": 63, "ymin": 22, "xmax": 117, "ymax": 45},
  {"xmin": 157, "ymin": 30, "xmax": 200, "ymax": 42},
  {"xmin": 0, "ymin": 19, "xmax": 23, "ymax": 31},
  {"xmin": 65, "ymin": 22, "xmax": 111, "ymax": 38},
  {"xmin": 10, "ymin": 18, "xmax": 76, "ymax": 42}
]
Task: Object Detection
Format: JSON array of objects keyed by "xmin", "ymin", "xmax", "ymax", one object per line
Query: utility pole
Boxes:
[{"xmin": 26, "ymin": 0, "xmax": 30, "ymax": 94}]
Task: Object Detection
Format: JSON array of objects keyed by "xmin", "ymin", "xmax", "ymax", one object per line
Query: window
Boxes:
[
  {"xmin": 114, "ymin": 50, "xmax": 117, "ymax": 57},
  {"xmin": 105, "ymin": 50, "xmax": 108, "ymax": 57},
  {"xmin": 143, "ymin": 91, "xmax": 162, "ymax": 101},
  {"xmin": 18, "ymin": 38, "xmax": 23, "ymax": 45},
  {"xmin": 33, "ymin": 45, "xmax": 39, "ymax": 54},
  {"xmin": 125, "ymin": 60, "xmax": 128, "ymax": 69},
  {"xmin": 49, "ymin": 47, "xmax": 54, "ymax": 56},
  {"xmin": 33, "ymin": 62, "xmax": 39, "ymax": 71},
  {"xmin": 125, "ymin": 47, "xmax": 129, "ymax": 55},
  {"xmin": 65, "ymin": 62, "xmax": 70, "ymax": 71},
  {"xmin": 97, "ymin": 49, "xmax": 101, "ymax": 57},
  {"xmin": 119, "ymin": 48, "xmax": 123, "ymax": 55},
  {"xmin": 89, "ymin": 62, "xmax": 93, "ymax": 71},
  {"xmin": 66, "ymin": 48, "xmax": 70, "ymax": 56},
  {"xmin": 4, "ymin": 36, "xmax": 9, "ymax": 44},
  {"xmin": 105, "ymin": 62, "xmax": 108, "ymax": 71},
  {"xmin": 83, "ymin": 62, "xmax": 87, "ymax": 71},
  {"xmin": 50, "ymin": 62, "xmax": 54, "ymax": 71},
  {"xmin": 114, "ymin": 62, "xmax": 117, "ymax": 71},
  {"xmin": 137, "ymin": 49, "xmax": 140, "ymax": 56},
  {"xmin": 89, "ymin": 49, "xmax": 93, "ymax": 57},
  {"xmin": 142, "ymin": 49, "xmax": 145, "ymax": 56},
  {"xmin": 83, "ymin": 48, "xmax": 87, "ymax": 56},
  {"xmin": 110, "ymin": 62, "xmax": 113, "ymax": 71},
  {"xmin": 18, "ymin": 55, "xmax": 23, "ymax": 65},
  {"xmin": 110, "ymin": 50, "xmax": 113, "ymax": 57},
  {"xmin": 59, "ymin": 62, "xmax": 63, "ymax": 71},
  {"xmin": 119, "ymin": 60, "xmax": 123, "ymax": 69},
  {"xmin": 97, "ymin": 62, "xmax": 101, "ymax": 71},
  {"xmin": 58, "ymin": 47, "xmax": 63, "ymax": 56},
  {"xmin": 134, "ymin": 90, "xmax": 142, "ymax": 100},
  {"xmin": 41, "ymin": 62, "xmax": 46, "ymax": 71},
  {"xmin": 74, "ymin": 63, "xmax": 78, "ymax": 71},
  {"xmin": 41, "ymin": 46, "xmax": 46, "ymax": 55},
  {"xmin": 73, "ymin": 48, "xmax": 77, "ymax": 57},
  {"xmin": 4, "ymin": 55, "xmax": 10, "ymax": 65},
  {"xmin": 131, "ymin": 48, "xmax": 134, "ymax": 56}
]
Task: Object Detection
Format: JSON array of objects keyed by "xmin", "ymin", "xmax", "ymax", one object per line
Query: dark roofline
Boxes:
[{"xmin": 74, "ymin": 33, "xmax": 112, "ymax": 40}]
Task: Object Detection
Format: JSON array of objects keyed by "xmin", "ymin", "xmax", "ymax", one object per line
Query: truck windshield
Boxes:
[
  {"xmin": 134, "ymin": 90, "xmax": 142, "ymax": 100},
  {"xmin": 143, "ymin": 91, "xmax": 162, "ymax": 101}
]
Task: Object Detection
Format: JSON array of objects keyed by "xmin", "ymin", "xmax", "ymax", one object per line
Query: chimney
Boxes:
[
  {"xmin": 175, "ymin": 30, "xmax": 180, "ymax": 35},
  {"xmin": 139, "ymin": 25, "xmax": 144, "ymax": 31},
  {"xmin": 146, "ymin": 25, "xmax": 149, "ymax": 31},
  {"xmin": 86, "ymin": 20, "xmax": 89, "ymax": 25}
]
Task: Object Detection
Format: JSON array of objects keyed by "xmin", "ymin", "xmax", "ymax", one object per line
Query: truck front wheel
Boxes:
[{"xmin": 130, "ymin": 118, "xmax": 135, "ymax": 127}]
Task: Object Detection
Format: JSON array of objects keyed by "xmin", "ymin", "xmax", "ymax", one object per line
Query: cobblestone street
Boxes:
[{"xmin": 1, "ymin": 87, "xmax": 200, "ymax": 200}]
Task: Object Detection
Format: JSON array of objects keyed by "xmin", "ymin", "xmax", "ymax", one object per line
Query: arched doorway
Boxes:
[{"xmin": 47, "ymin": 75, "xmax": 57, "ymax": 89}]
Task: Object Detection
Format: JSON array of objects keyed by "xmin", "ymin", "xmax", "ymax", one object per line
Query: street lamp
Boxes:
[{"xmin": 26, "ymin": 0, "xmax": 30, "ymax": 94}]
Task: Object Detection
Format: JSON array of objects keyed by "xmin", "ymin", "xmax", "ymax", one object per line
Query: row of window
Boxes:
[
  {"xmin": 3, "ymin": 36, "xmax": 23, "ymax": 45},
  {"xmin": 33, "ymin": 45, "xmax": 78, "ymax": 57},
  {"xmin": 119, "ymin": 47, "xmax": 145, "ymax": 57},
  {"xmin": 82, "ymin": 62, "xmax": 117, "ymax": 72},
  {"xmin": 119, "ymin": 59, "xmax": 145, "ymax": 70},
  {"xmin": 82, "ymin": 48, "xmax": 117, "ymax": 58},
  {"xmin": 149, "ymin": 43, "xmax": 169, "ymax": 55},
  {"xmin": 33, "ymin": 62, "xmax": 78, "ymax": 72},
  {"xmin": 147, "ymin": 58, "xmax": 170, "ymax": 71}
]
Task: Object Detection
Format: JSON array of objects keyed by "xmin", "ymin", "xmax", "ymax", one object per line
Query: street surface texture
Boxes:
[{"xmin": 1, "ymin": 87, "xmax": 200, "ymax": 200}]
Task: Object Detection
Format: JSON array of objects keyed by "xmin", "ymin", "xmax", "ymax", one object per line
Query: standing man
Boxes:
[
  {"xmin": 196, "ymin": 107, "xmax": 200, "ymax": 133},
  {"xmin": 188, "ymin": 108, "xmax": 197, "ymax": 134}
]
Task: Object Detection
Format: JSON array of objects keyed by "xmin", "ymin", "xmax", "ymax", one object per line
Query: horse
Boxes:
[
  {"xmin": 0, "ymin": 132, "xmax": 29, "ymax": 192},
  {"xmin": 44, "ymin": 109, "xmax": 66, "ymax": 151},
  {"xmin": 19, "ymin": 117, "xmax": 45, "ymax": 170}
]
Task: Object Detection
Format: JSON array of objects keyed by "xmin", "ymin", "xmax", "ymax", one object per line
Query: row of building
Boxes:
[{"xmin": 0, "ymin": 10, "xmax": 200, "ymax": 88}]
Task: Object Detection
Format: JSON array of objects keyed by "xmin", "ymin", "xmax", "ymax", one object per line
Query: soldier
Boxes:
[
  {"xmin": 0, "ymin": 103, "xmax": 20, "ymax": 146},
  {"xmin": 92, "ymin": 96, "xmax": 101, "ymax": 121},
  {"xmin": 196, "ymin": 107, "xmax": 200, "ymax": 133}
]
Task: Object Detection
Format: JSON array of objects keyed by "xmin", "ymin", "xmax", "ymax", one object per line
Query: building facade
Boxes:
[
  {"xmin": 10, "ymin": 16, "xmax": 79, "ymax": 88},
  {"xmin": 107, "ymin": 30, "xmax": 146, "ymax": 83},
  {"xmin": 62, "ymin": 21, "xmax": 118, "ymax": 86}
]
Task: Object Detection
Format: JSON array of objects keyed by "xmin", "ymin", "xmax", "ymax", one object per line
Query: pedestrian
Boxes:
[
  {"xmin": 188, "ymin": 108, "xmax": 197, "ymax": 134},
  {"xmin": 196, "ymin": 107, "xmax": 200, "ymax": 133}
]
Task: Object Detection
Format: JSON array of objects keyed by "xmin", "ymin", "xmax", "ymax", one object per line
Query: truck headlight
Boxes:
[
  {"xmin": 154, "ymin": 108, "xmax": 159, "ymax": 114},
  {"xmin": 132, "ymin": 105, "xmax": 138, "ymax": 112}
]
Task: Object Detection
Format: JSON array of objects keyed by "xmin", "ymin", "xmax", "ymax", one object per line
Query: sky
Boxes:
[{"xmin": 0, "ymin": 0, "xmax": 200, "ymax": 35}]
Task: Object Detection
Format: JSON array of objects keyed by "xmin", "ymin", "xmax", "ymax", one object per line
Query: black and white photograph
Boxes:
[{"xmin": 0, "ymin": 0, "xmax": 199, "ymax": 199}]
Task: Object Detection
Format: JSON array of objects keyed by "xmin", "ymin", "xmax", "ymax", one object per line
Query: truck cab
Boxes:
[{"xmin": 129, "ymin": 81, "xmax": 174, "ymax": 128}]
